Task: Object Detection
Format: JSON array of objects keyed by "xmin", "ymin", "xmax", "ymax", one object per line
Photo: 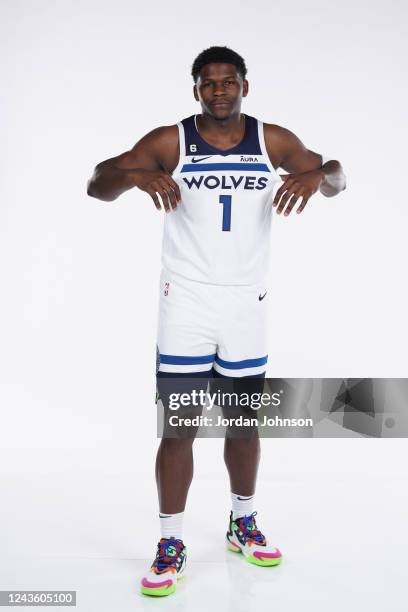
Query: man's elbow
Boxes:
[
  {"xmin": 86, "ymin": 179, "xmax": 102, "ymax": 200},
  {"xmin": 86, "ymin": 176, "xmax": 116, "ymax": 202},
  {"xmin": 338, "ymin": 166, "xmax": 347, "ymax": 193},
  {"xmin": 86, "ymin": 178, "xmax": 96, "ymax": 198},
  {"xmin": 321, "ymin": 160, "xmax": 347, "ymax": 196},
  {"xmin": 321, "ymin": 177, "xmax": 347, "ymax": 197}
]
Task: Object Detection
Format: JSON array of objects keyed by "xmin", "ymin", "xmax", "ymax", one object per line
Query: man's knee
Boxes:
[{"xmin": 159, "ymin": 436, "xmax": 195, "ymax": 451}]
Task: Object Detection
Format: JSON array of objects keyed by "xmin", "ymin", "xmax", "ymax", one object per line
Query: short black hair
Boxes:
[{"xmin": 191, "ymin": 46, "xmax": 247, "ymax": 83}]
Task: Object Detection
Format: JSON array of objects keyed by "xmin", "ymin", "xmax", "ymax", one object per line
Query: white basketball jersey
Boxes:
[{"xmin": 161, "ymin": 114, "xmax": 280, "ymax": 285}]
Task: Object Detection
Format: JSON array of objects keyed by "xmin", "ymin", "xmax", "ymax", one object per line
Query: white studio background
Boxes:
[{"xmin": 1, "ymin": 1, "xmax": 407, "ymax": 610}]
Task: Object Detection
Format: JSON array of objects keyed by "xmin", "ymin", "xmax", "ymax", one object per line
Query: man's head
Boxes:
[{"xmin": 191, "ymin": 46, "xmax": 248, "ymax": 119}]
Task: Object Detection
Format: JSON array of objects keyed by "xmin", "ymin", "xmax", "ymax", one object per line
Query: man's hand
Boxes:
[
  {"xmin": 132, "ymin": 169, "xmax": 181, "ymax": 212},
  {"xmin": 273, "ymin": 169, "xmax": 325, "ymax": 216}
]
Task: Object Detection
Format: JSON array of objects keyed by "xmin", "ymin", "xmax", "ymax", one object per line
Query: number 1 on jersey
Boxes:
[{"xmin": 219, "ymin": 195, "xmax": 232, "ymax": 231}]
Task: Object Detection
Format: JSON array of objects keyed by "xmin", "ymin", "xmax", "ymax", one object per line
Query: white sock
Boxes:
[
  {"xmin": 159, "ymin": 511, "xmax": 184, "ymax": 540},
  {"xmin": 231, "ymin": 492, "xmax": 254, "ymax": 520}
]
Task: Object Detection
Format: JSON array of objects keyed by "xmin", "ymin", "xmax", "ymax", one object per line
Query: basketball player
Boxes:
[{"xmin": 87, "ymin": 46, "xmax": 346, "ymax": 597}]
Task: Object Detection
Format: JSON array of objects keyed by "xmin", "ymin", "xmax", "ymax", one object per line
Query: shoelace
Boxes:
[
  {"xmin": 152, "ymin": 538, "xmax": 184, "ymax": 573},
  {"xmin": 238, "ymin": 511, "xmax": 265, "ymax": 544}
]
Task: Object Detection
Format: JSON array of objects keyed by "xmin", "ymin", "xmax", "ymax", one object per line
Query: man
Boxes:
[{"xmin": 87, "ymin": 46, "xmax": 346, "ymax": 597}]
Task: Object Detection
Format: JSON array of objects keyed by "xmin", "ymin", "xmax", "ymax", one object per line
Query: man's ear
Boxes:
[
  {"xmin": 242, "ymin": 79, "xmax": 249, "ymax": 98},
  {"xmin": 193, "ymin": 84, "xmax": 199, "ymax": 102}
]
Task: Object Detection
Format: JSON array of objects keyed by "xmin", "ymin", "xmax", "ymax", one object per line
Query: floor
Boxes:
[{"xmin": 1, "ymin": 470, "xmax": 406, "ymax": 611}]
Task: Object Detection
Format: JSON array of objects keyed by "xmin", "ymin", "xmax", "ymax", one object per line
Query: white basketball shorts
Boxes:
[{"xmin": 156, "ymin": 268, "xmax": 268, "ymax": 378}]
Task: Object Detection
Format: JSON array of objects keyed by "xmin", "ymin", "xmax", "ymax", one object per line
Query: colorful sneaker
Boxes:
[
  {"xmin": 140, "ymin": 537, "xmax": 187, "ymax": 597},
  {"xmin": 226, "ymin": 511, "xmax": 282, "ymax": 566}
]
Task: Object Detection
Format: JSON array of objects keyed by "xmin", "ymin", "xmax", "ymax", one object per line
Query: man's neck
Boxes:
[{"xmin": 196, "ymin": 112, "xmax": 245, "ymax": 149}]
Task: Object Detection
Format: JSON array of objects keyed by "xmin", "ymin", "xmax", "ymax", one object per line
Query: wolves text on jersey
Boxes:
[{"xmin": 182, "ymin": 175, "xmax": 268, "ymax": 190}]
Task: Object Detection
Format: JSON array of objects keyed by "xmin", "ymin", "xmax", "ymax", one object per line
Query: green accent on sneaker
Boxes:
[
  {"xmin": 140, "ymin": 583, "xmax": 176, "ymax": 597},
  {"xmin": 140, "ymin": 572, "xmax": 185, "ymax": 597},
  {"xmin": 226, "ymin": 540, "xmax": 283, "ymax": 566},
  {"xmin": 245, "ymin": 554, "xmax": 283, "ymax": 567}
]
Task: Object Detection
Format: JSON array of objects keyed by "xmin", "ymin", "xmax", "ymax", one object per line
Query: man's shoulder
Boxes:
[
  {"xmin": 262, "ymin": 122, "xmax": 301, "ymax": 158},
  {"xmin": 147, "ymin": 115, "xmax": 194, "ymax": 139},
  {"xmin": 142, "ymin": 123, "xmax": 179, "ymax": 146},
  {"xmin": 262, "ymin": 122, "xmax": 295, "ymax": 141},
  {"xmin": 253, "ymin": 122, "xmax": 299, "ymax": 169},
  {"xmin": 127, "ymin": 123, "xmax": 181, "ymax": 173}
]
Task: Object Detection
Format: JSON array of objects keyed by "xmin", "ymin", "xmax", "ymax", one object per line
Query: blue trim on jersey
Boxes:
[
  {"xmin": 181, "ymin": 162, "xmax": 270, "ymax": 173},
  {"xmin": 214, "ymin": 355, "xmax": 268, "ymax": 369},
  {"xmin": 160, "ymin": 353, "xmax": 216, "ymax": 365}
]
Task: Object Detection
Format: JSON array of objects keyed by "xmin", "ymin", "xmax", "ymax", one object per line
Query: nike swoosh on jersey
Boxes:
[
  {"xmin": 191, "ymin": 156, "xmax": 213, "ymax": 163},
  {"xmin": 258, "ymin": 293, "xmax": 267, "ymax": 301}
]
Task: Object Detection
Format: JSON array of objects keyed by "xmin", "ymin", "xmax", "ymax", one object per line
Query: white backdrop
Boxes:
[{"xmin": 1, "ymin": 1, "xmax": 407, "ymax": 610}]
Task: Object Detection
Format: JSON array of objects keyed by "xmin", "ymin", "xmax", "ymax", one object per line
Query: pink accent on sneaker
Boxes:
[
  {"xmin": 253, "ymin": 548, "xmax": 282, "ymax": 560},
  {"xmin": 229, "ymin": 540, "xmax": 241, "ymax": 549},
  {"xmin": 141, "ymin": 578, "xmax": 172, "ymax": 589}
]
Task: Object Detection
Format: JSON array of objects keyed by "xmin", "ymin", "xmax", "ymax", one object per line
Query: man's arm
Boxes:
[
  {"xmin": 264, "ymin": 124, "xmax": 346, "ymax": 215},
  {"xmin": 86, "ymin": 125, "xmax": 180, "ymax": 211}
]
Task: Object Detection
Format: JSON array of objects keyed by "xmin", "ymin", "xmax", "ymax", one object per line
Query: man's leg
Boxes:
[
  {"xmin": 153, "ymin": 269, "xmax": 217, "ymax": 535},
  {"xmin": 141, "ymin": 269, "xmax": 216, "ymax": 596},
  {"xmin": 223, "ymin": 432, "xmax": 260, "ymax": 497},
  {"xmin": 211, "ymin": 371, "xmax": 282, "ymax": 566},
  {"xmin": 155, "ymin": 370, "xmax": 210, "ymax": 516},
  {"xmin": 211, "ymin": 278, "xmax": 282, "ymax": 566},
  {"xmin": 155, "ymin": 437, "xmax": 195, "ymax": 514},
  {"xmin": 141, "ymin": 371, "xmax": 211, "ymax": 597},
  {"xmin": 211, "ymin": 371, "xmax": 263, "ymax": 499}
]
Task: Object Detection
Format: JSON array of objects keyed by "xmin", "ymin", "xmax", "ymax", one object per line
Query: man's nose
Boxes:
[{"xmin": 213, "ymin": 83, "xmax": 227, "ymax": 95}]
